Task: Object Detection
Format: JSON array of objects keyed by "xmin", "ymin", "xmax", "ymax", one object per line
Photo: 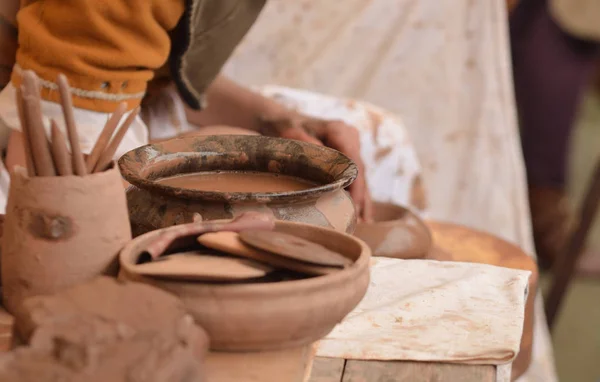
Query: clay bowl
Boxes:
[
  {"xmin": 119, "ymin": 135, "xmax": 359, "ymax": 236},
  {"xmin": 354, "ymin": 202, "xmax": 432, "ymax": 259},
  {"xmin": 179, "ymin": 125, "xmax": 259, "ymax": 137},
  {"xmin": 118, "ymin": 220, "xmax": 370, "ymax": 352}
]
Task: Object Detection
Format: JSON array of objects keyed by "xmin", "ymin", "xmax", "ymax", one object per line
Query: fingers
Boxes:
[
  {"xmin": 361, "ymin": 186, "xmax": 374, "ymax": 223},
  {"xmin": 281, "ymin": 125, "xmax": 324, "ymax": 146},
  {"xmin": 349, "ymin": 175, "xmax": 372, "ymax": 223}
]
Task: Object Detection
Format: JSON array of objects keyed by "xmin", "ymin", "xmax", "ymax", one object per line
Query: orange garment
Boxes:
[{"xmin": 11, "ymin": 0, "xmax": 185, "ymax": 112}]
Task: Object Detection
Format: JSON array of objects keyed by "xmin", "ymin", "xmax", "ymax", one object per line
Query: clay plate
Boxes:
[
  {"xmin": 198, "ymin": 231, "xmax": 337, "ymax": 276},
  {"xmin": 239, "ymin": 230, "xmax": 351, "ymax": 268},
  {"xmin": 133, "ymin": 250, "xmax": 273, "ymax": 281},
  {"xmin": 354, "ymin": 202, "xmax": 431, "ymax": 259},
  {"xmin": 119, "ymin": 220, "xmax": 371, "ymax": 351}
]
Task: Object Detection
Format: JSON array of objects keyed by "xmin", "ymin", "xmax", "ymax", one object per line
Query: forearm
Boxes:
[
  {"xmin": 0, "ymin": 1, "xmax": 18, "ymax": 89},
  {"xmin": 185, "ymin": 75, "xmax": 295, "ymax": 131}
]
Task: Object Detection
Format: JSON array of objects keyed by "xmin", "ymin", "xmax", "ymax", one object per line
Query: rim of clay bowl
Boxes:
[
  {"xmin": 118, "ymin": 135, "xmax": 358, "ymax": 203},
  {"xmin": 119, "ymin": 220, "xmax": 371, "ymax": 294}
]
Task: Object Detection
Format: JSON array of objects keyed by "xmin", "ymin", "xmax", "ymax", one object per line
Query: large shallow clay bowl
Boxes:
[
  {"xmin": 119, "ymin": 220, "xmax": 370, "ymax": 352},
  {"xmin": 119, "ymin": 135, "xmax": 359, "ymax": 236},
  {"xmin": 425, "ymin": 221, "xmax": 537, "ymax": 380},
  {"xmin": 354, "ymin": 202, "xmax": 431, "ymax": 259}
]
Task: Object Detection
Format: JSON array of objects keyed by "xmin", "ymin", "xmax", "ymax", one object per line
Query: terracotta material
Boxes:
[
  {"xmin": 205, "ymin": 344, "xmax": 316, "ymax": 382},
  {"xmin": 2, "ymin": 277, "xmax": 207, "ymax": 382},
  {"xmin": 354, "ymin": 202, "xmax": 432, "ymax": 259},
  {"xmin": 425, "ymin": 221, "xmax": 537, "ymax": 380},
  {"xmin": 1, "ymin": 164, "xmax": 131, "ymax": 314},
  {"xmin": 158, "ymin": 171, "xmax": 316, "ymax": 193},
  {"xmin": 198, "ymin": 231, "xmax": 338, "ymax": 276},
  {"xmin": 143, "ymin": 211, "xmax": 275, "ymax": 260},
  {"xmin": 134, "ymin": 250, "xmax": 273, "ymax": 281},
  {"xmin": 239, "ymin": 230, "xmax": 351, "ymax": 268},
  {"xmin": 119, "ymin": 220, "xmax": 371, "ymax": 351},
  {"xmin": 181, "ymin": 125, "xmax": 260, "ymax": 137},
  {"xmin": 119, "ymin": 135, "xmax": 358, "ymax": 236}
]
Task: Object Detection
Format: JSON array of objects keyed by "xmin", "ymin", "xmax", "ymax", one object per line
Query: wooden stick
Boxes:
[
  {"xmin": 86, "ymin": 102, "xmax": 127, "ymax": 172},
  {"xmin": 15, "ymin": 86, "xmax": 37, "ymax": 176},
  {"xmin": 50, "ymin": 120, "xmax": 73, "ymax": 176},
  {"xmin": 57, "ymin": 74, "xmax": 87, "ymax": 176},
  {"xmin": 92, "ymin": 107, "xmax": 140, "ymax": 173},
  {"xmin": 21, "ymin": 72, "xmax": 56, "ymax": 176}
]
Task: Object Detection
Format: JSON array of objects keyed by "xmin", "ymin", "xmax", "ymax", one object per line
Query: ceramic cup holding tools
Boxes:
[{"xmin": 1, "ymin": 163, "xmax": 131, "ymax": 314}]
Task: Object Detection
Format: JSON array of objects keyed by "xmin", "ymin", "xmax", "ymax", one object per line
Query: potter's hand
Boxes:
[{"xmin": 261, "ymin": 116, "xmax": 373, "ymax": 222}]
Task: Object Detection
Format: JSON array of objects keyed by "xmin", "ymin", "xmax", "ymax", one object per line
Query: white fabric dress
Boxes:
[{"xmin": 222, "ymin": 0, "xmax": 557, "ymax": 380}]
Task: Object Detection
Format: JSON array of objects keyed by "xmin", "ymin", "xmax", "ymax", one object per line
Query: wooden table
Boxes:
[
  {"xmin": 0, "ymin": 306, "xmax": 498, "ymax": 381},
  {"xmin": 309, "ymin": 357, "xmax": 497, "ymax": 382}
]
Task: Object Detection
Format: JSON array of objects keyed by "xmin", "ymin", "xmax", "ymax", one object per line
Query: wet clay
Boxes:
[
  {"xmin": 354, "ymin": 202, "xmax": 432, "ymax": 259},
  {"xmin": 134, "ymin": 250, "xmax": 273, "ymax": 281},
  {"xmin": 198, "ymin": 231, "xmax": 337, "ymax": 276},
  {"xmin": 5, "ymin": 277, "xmax": 208, "ymax": 382},
  {"xmin": 157, "ymin": 171, "xmax": 316, "ymax": 193}
]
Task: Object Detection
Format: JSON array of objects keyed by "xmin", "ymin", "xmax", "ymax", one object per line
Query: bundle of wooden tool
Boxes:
[{"xmin": 16, "ymin": 71, "xmax": 139, "ymax": 176}]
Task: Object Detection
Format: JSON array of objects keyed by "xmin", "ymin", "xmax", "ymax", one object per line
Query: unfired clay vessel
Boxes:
[
  {"xmin": 118, "ymin": 135, "xmax": 358, "ymax": 237},
  {"xmin": 354, "ymin": 202, "xmax": 432, "ymax": 259},
  {"xmin": 4, "ymin": 277, "xmax": 207, "ymax": 382},
  {"xmin": 1, "ymin": 164, "xmax": 131, "ymax": 314},
  {"xmin": 118, "ymin": 219, "xmax": 371, "ymax": 351},
  {"xmin": 425, "ymin": 220, "xmax": 537, "ymax": 381}
]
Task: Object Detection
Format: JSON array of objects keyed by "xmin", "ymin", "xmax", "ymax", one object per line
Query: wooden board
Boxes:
[
  {"xmin": 0, "ymin": 304, "xmax": 13, "ymax": 352},
  {"xmin": 309, "ymin": 358, "xmax": 496, "ymax": 382},
  {"xmin": 0, "ymin": 302, "xmax": 497, "ymax": 382}
]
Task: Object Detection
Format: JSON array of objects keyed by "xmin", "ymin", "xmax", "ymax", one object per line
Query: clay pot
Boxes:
[
  {"xmin": 354, "ymin": 202, "xmax": 432, "ymax": 259},
  {"xmin": 1, "ymin": 164, "xmax": 131, "ymax": 314},
  {"xmin": 119, "ymin": 135, "xmax": 358, "ymax": 236},
  {"xmin": 180, "ymin": 125, "xmax": 259, "ymax": 137},
  {"xmin": 425, "ymin": 221, "xmax": 537, "ymax": 381},
  {"xmin": 119, "ymin": 220, "xmax": 370, "ymax": 352}
]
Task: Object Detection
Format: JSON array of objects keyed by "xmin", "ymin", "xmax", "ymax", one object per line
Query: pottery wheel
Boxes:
[
  {"xmin": 134, "ymin": 251, "xmax": 273, "ymax": 281},
  {"xmin": 239, "ymin": 230, "xmax": 352, "ymax": 268}
]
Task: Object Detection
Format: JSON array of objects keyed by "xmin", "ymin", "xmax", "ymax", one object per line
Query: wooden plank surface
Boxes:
[
  {"xmin": 309, "ymin": 358, "xmax": 496, "ymax": 382},
  {"xmin": 2, "ymin": 303, "xmax": 497, "ymax": 382},
  {"xmin": 309, "ymin": 358, "xmax": 345, "ymax": 382},
  {"xmin": 0, "ymin": 304, "xmax": 13, "ymax": 352}
]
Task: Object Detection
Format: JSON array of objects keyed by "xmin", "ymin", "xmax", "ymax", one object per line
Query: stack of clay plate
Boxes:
[{"xmin": 119, "ymin": 219, "xmax": 370, "ymax": 382}]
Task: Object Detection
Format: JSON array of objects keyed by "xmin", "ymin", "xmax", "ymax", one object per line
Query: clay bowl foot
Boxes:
[
  {"xmin": 205, "ymin": 344, "xmax": 317, "ymax": 382},
  {"xmin": 119, "ymin": 220, "xmax": 371, "ymax": 352},
  {"xmin": 354, "ymin": 202, "xmax": 431, "ymax": 259}
]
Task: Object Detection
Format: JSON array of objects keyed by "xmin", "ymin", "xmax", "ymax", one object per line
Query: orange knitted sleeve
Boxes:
[{"xmin": 11, "ymin": 0, "xmax": 184, "ymax": 113}]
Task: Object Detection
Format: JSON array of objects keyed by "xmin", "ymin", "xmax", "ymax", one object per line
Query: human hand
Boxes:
[{"xmin": 260, "ymin": 115, "xmax": 372, "ymax": 222}]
